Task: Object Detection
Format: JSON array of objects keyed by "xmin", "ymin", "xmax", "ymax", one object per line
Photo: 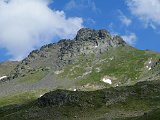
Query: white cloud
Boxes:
[
  {"xmin": 0, "ymin": 0, "xmax": 83, "ymax": 60},
  {"xmin": 126, "ymin": 0, "xmax": 160, "ymax": 28},
  {"xmin": 118, "ymin": 10, "xmax": 132, "ymax": 26},
  {"xmin": 65, "ymin": 0, "xmax": 100, "ymax": 13},
  {"xmin": 122, "ymin": 33, "xmax": 137, "ymax": 46}
]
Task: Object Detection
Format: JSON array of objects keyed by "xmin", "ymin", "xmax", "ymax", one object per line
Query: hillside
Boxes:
[
  {"xmin": 0, "ymin": 28, "xmax": 160, "ymax": 95},
  {"xmin": 1, "ymin": 80, "xmax": 160, "ymax": 120},
  {"xmin": 0, "ymin": 28, "xmax": 160, "ymax": 119}
]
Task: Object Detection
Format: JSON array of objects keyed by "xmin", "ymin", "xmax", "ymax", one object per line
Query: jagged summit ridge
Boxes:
[
  {"xmin": 57, "ymin": 28, "xmax": 127, "ymax": 64},
  {"xmin": 28, "ymin": 28, "xmax": 126, "ymax": 57},
  {"xmin": 75, "ymin": 28, "xmax": 110, "ymax": 41},
  {"xmin": 9, "ymin": 28, "xmax": 127, "ymax": 79},
  {"xmin": 25, "ymin": 28, "xmax": 127, "ymax": 63},
  {"xmin": 75, "ymin": 28, "xmax": 126, "ymax": 45},
  {"xmin": 44, "ymin": 28, "xmax": 126, "ymax": 48}
]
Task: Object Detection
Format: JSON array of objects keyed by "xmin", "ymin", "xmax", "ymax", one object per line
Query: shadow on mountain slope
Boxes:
[{"xmin": 1, "ymin": 80, "xmax": 160, "ymax": 120}]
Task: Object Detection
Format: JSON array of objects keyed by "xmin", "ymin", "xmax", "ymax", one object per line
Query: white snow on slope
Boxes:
[
  {"xmin": 0, "ymin": 76, "xmax": 7, "ymax": 80},
  {"xmin": 102, "ymin": 78, "xmax": 112, "ymax": 84}
]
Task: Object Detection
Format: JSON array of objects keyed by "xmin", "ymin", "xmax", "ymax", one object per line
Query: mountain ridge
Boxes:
[
  {"xmin": 0, "ymin": 28, "xmax": 160, "ymax": 92},
  {"xmin": 8, "ymin": 28, "xmax": 127, "ymax": 80},
  {"xmin": 0, "ymin": 28, "xmax": 160, "ymax": 119}
]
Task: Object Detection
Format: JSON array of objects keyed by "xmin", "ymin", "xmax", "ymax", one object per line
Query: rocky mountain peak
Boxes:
[
  {"xmin": 55, "ymin": 28, "xmax": 127, "ymax": 66},
  {"xmin": 75, "ymin": 28, "xmax": 126, "ymax": 46},
  {"xmin": 8, "ymin": 28, "xmax": 128, "ymax": 79},
  {"xmin": 75, "ymin": 28, "xmax": 110, "ymax": 41}
]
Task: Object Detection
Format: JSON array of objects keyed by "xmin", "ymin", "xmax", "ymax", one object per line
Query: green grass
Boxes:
[
  {"xmin": 0, "ymin": 89, "xmax": 47, "ymax": 107},
  {"xmin": 58, "ymin": 46, "xmax": 159, "ymax": 87},
  {"xmin": 1, "ymin": 46, "xmax": 160, "ymax": 119},
  {"xmin": 116, "ymin": 109, "xmax": 160, "ymax": 120},
  {"xmin": 0, "ymin": 92, "xmax": 35, "ymax": 107},
  {"xmin": 58, "ymin": 53, "xmax": 94, "ymax": 79},
  {"xmin": 1, "ymin": 80, "xmax": 160, "ymax": 120},
  {"xmin": 16, "ymin": 69, "xmax": 48, "ymax": 84}
]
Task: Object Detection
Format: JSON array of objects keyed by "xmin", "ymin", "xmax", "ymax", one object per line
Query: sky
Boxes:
[{"xmin": 0, "ymin": 0, "xmax": 160, "ymax": 62}]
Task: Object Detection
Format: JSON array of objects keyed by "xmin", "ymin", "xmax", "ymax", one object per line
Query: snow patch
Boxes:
[
  {"xmin": 40, "ymin": 94, "xmax": 43, "ymax": 97},
  {"xmin": 94, "ymin": 45, "xmax": 98, "ymax": 48},
  {"xmin": 102, "ymin": 78, "xmax": 112, "ymax": 84},
  {"xmin": 148, "ymin": 67, "xmax": 152, "ymax": 70},
  {"xmin": 0, "ymin": 76, "xmax": 7, "ymax": 80},
  {"xmin": 73, "ymin": 89, "xmax": 77, "ymax": 91}
]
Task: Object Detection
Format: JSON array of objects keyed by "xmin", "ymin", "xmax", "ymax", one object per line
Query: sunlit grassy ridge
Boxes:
[
  {"xmin": 58, "ymin": 46, "xmax": 160, "ymax": 87},
  {"xmin": 0, "ymin": 89, "xmax": 47, "ymax": 107}
]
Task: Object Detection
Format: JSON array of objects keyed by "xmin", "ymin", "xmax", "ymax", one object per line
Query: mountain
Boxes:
[{"xmin": 0, "ymin": 28, "xmax": 160, "ymax": 120}]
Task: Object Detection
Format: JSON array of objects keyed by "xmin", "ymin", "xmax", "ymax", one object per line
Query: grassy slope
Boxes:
[
  {"xmin": 116, "ymin": 109, "xmax": 160, "ymax": 120},
  {"xmin": 15, "ymin": 69, "xmax": 49, "ymax": 84},
  {"xmin": 1, "ymin": 80, "xmax": 160, "ymax": 120},
  {"xmin": 1, "ymin": 46, "xmax": 159, "ymax": 93},
  {"xmin": 0, "ymin": 46, "xmax": 160, "ymax": 119},
  {"xmin": 58, "ymin": 46, "xmax": 160, "ymax": 88},
  {"xmin": 0, "ymin": 89, "xmax": 48, "ymax": 107}
]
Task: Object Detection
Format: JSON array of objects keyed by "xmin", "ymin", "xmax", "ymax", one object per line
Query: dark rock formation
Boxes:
[{"xmin": 38, "ymin": 90, "xmax": 80, "ymax": 107}]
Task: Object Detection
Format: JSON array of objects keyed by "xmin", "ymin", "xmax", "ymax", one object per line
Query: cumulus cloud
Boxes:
[
  {"xmin": 118, "ymin": 10, "xmax": 132, "ymax": 26},
  {"xmin": 0, "ymin": 0, "xmax": 83, "ymax": 60},
  {"xmin": 126, "ymin": 0, "xmax": 160, "ymax": 29},
  {"xmin": 122, "ymin": 33, "xmax": 137, "ymax": 46}
]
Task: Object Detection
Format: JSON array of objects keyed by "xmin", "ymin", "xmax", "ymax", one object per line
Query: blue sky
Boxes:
[{"xmin": 0, "ymin": 0, "xmax": 160, "ymax": 62}]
